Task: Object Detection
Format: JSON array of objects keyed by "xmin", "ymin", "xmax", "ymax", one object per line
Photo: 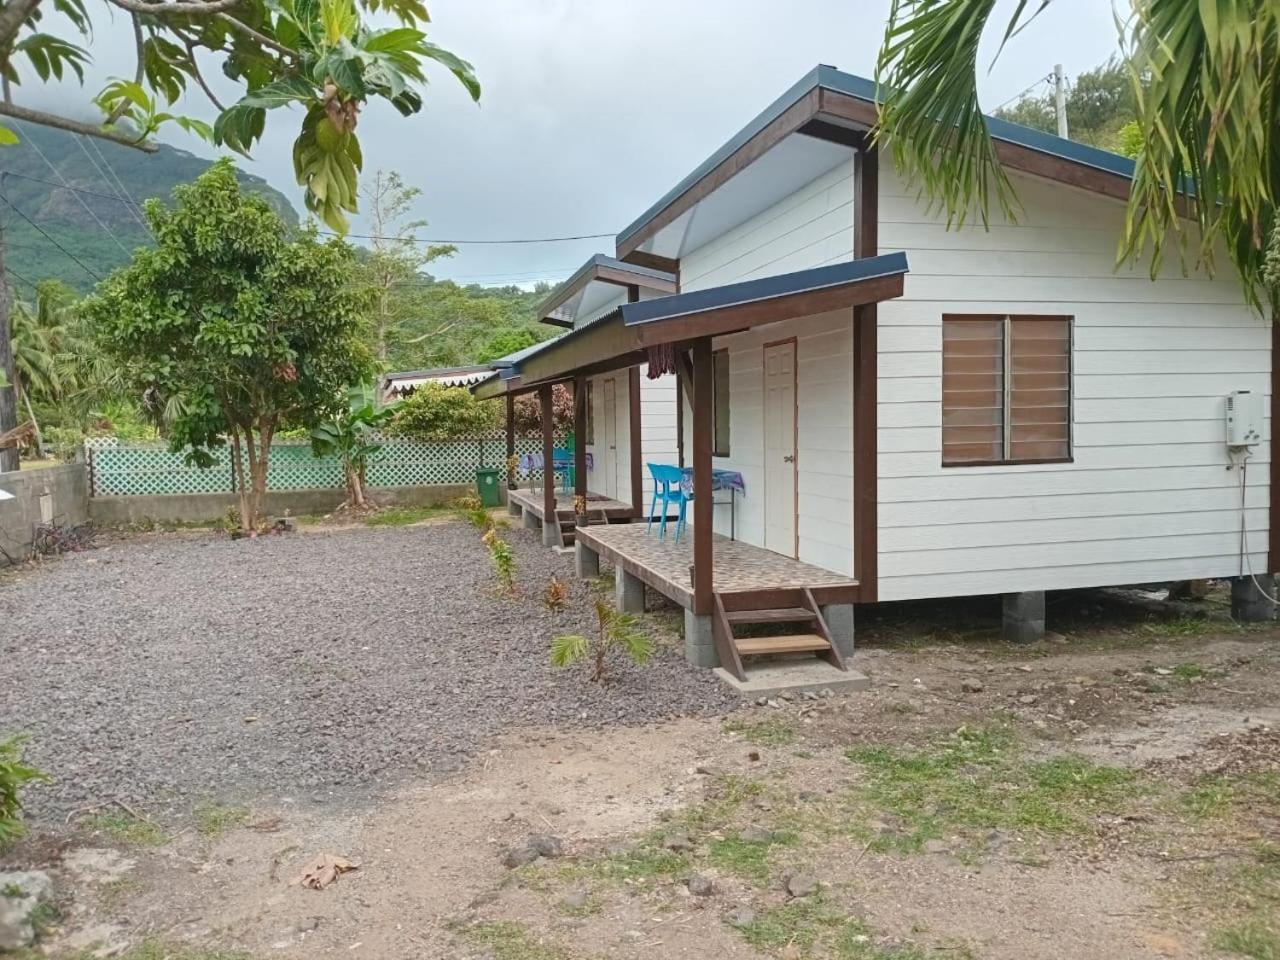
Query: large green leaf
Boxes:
[{"xmin": 241, "ymin": 75, "xmax": 318, "ymax": 109}]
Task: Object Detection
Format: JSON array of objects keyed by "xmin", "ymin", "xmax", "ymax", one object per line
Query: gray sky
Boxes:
[{"xmin": 49, "ymin": 0, "xmax": 1125, "ymax": 287}]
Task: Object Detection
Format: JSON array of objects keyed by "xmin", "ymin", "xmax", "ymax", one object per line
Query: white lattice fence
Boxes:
[{"xmin": 85, "ymin": 434, "xmax": 562, "ymax": 497}]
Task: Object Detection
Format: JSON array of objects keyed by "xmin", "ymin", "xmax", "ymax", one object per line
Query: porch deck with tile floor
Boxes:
[{"xmin": 574, "ymin": 521, "xmax": 858, "ymax": 610}]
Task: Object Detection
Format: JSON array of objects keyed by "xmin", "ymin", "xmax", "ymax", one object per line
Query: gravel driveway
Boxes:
[{"xmin": 1, "ymin": 521, "xmax": 735, "ymax": 823}]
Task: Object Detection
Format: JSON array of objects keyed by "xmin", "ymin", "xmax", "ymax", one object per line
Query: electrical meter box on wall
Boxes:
[{"xmin": 1226, "ymin": 390, "xmax": 1264, "ymax": 449}]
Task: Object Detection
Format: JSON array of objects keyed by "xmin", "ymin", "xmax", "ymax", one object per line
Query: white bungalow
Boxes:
[{"xmin": 482, "ymin": 66, "xmax": 1275, "ymax": 689}]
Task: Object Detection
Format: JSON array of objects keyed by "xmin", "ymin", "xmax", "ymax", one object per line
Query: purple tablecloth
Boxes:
[{"xmin": 679, "ymin": 467, "xmax": 745, "ymax": 497}]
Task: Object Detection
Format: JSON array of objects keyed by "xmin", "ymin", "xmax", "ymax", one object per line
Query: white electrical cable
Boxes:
[{"xmin": 1233, "ymin": 448, "xmax": 1280, "ymax": 604}]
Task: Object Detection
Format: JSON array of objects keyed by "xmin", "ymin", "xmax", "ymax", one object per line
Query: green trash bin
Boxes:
[{"xmin": 474, "ymin": 467, "xmax": 502, "ymax": 507}]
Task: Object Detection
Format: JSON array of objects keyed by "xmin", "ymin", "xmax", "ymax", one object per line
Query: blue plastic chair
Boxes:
[
  {"xmin": 647, "ymin": 463, "xmax": 691, "ymax": 541},
  {"xmin": 552, "ymin": 446, "xmax": 572, "ymax": 492}
]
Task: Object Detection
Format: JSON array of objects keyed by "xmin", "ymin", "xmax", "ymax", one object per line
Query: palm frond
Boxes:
[
  {"xmin": 874, "ymin": 0, "xmax": 1045, "ymax": 228},
  {"xmin": 550, "ymin": 633, "xmax": 589, "ymax": 668}
]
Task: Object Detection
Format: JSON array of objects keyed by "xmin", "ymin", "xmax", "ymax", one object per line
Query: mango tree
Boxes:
[{"xmin": 84, "ymin": 160, "xmax": 373, "ymax": 531}]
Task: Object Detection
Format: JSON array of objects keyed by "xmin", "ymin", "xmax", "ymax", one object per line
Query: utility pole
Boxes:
[
  {"xmin": 1053, "ymin": 63, "xmax": 1069, "ymax": 139},
  {"xmin": 0, "ymin": 171, "xmax": 18, "ymax": 473}
]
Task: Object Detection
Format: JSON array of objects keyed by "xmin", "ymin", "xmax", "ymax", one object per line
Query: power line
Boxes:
[
  {"xmin": 992, "ymin": 72, "xmax": 1056, "ymax": 113},
  {"xmin": 9, "ymin": 117, "xmax": 131, "ymax": 255},
  {"xmin": 4, "ymin": 266, "xmax": 38, "ymax": 294},
  {"xmin": 321, "ymin": 229, "xmax": 615, "ymax": 245},
  {"xmin": 79, "ymin": 135, "xmax": 152, "ymax": 235},
  {"xmin": 0, "ymin": 193, "xmax": 101, "ymax": 281}
]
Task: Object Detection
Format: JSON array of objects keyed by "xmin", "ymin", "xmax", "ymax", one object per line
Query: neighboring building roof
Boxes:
[
  {"xmin": 534, "ymin": 254, "xmax": 678, "ymax": 328},
  {"xmin": 382, "ymin": 365, "xmax": 493, "ymax": 395},
  {"xmin": 616, "ymin": 64, "xmax": 1139, "ymax": 258}
]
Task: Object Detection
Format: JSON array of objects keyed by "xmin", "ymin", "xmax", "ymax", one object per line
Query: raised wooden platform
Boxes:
[
  {"xmin": 507, "ymin": 487, "xmax": 637, "ymax": 523},
  {"xmin": 574, "ymin": 522, "xmax": 857, "ymax": 610}
]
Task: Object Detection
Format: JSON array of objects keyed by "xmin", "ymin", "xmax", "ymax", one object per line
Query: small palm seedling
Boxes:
[
  {"xmin": 482, "ymin": 528, "xmax": 516, "ymax": 593},
  {"xmin": 552, "ymin": 599, "xmax": 654, "ymax": 683},
  {"xmin": 543, "ymin": 576, "xmax": 570, "ymax": 612},
  {"xmin": 0, "ymin": 736, "xmax": 49, "ymax": 847}
]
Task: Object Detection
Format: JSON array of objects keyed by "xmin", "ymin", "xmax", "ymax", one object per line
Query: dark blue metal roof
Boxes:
[
  {"xmin": 616, "ymin": 64, "xmax": 1138, "ymax": 249},
  {"xmin": 620, "ymin": 252, "xmax": 909, "ymax": 327}
]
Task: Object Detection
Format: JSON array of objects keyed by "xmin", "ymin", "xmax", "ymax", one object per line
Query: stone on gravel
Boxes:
[
  {"xmin": 784, "ymin": 873, "xmax": 819, "ymax": 898},
  {"xmin": 725, "ymin": 906, "xmax": 757, "ymax": 928},
  {"xmin": 662, "ymin": 830, "xmax": 694, "ymax": 853},
  {"xmin": 738, "ymin": 826, "xmax": 775, "ymax": 843},
  {"xmin": 922, "ymin": 839, "xmax": 950, "ymax": 855},
  {"xmin": 961, "ymin": 678, "xmax": 985, "ymax": 693},
  {"xmin": 561, "ymin": 891, "xmax": 590, "ymax": 911},
  {"xmin": 686, "ymin": 874, "xmax": 715, "ymax": 897},
  {"xmin": 0, "ymin": 871, "xmax": 53, "ymax": 951},
  {"xmin": 502, "ymin": 844, "xmax": 541, "ymax": 869},
  {"xmin": 3, "ymin": 523, "xmax": 739, "ymax": 822},
  {"xmin": 527, "ymin": 833, "xmax": 564, "ymax": 858}
]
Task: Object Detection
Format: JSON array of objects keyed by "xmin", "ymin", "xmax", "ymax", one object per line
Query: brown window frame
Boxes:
[
  {"xmin": 941, "ymin": 313, "xmax": 1074, "ymax": 468},
  {"xmin": 712, "ymin": 348, "xmax": 731, "ymax": 457}
]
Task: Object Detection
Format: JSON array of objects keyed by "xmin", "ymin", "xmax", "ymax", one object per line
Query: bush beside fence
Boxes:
[{"xmin": 84, "ymin": 434, "xmax": 563, "ymax": 498}]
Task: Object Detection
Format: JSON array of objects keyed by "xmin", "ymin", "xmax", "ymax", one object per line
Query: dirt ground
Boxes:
[{"xmin": 4, "ymin": 534, "xmax": 1280, "ymax": 960}]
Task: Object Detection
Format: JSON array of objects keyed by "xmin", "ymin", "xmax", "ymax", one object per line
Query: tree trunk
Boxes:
[
  {"xmin": 19, "ymin": 380, "xmax": 44, "ymax": 459},
  {"xmin": 346, "ymin": 464, "xmax": 366, "ymax": 508},
  {"xmin": 0, "ymin": 220, "xmax": 19, "ymax": 473},
  {"xmin": 228, "ymin": 426, "xmax": 251, "ymax": 530}
]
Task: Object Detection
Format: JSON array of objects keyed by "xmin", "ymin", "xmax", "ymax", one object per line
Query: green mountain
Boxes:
[{"xmin": 0, "ymin": 124, "xmax": 298, "ymax": 294}]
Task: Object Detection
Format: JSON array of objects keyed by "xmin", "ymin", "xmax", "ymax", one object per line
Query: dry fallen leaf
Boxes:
[{"xmin": 291, "ymin": 854, "xmax": 357, "ymax": 890}]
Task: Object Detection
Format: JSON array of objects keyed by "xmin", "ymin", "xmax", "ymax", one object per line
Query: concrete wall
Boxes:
[
  {"xmin": 0, "ymin": 464, "xmax": 90, "ymax": 564},
  {"xmin": 88, "ymin": 482, "xmax": 477, "ymax": 526}
]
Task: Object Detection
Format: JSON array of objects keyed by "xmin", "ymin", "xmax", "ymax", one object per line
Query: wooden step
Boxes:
[
  {"xmin": 735, "ymin": 633, "xmax": 831, "ymax": 655},
  {"xmin": 725, "ymin": 607, "xmax": 818, "ymax": 626}
]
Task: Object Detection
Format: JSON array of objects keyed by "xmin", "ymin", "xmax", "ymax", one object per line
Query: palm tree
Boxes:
[
  {"xmin": 875, "ymin": 0, "xmax": 1279, "ymax": 312},
  {"xmin": 9, "ymin": 281, "xmax": 73, "ymax": 456}
]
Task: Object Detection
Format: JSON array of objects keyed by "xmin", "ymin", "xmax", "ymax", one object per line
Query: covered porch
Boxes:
[{"xmin": 493, "ymin": 253, "xmax": 909, "ymax": 686}]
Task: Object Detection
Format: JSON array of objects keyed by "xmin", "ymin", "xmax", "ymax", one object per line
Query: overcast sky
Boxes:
[{"xmin": 53, "ymin": 0, "xmax": 1125, "ymax": 287}]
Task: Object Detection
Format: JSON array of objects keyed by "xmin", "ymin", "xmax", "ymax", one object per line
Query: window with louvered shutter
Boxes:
[{"xmin": 942, "ymin": 315, "xmax": 1072, "ymax": 466}]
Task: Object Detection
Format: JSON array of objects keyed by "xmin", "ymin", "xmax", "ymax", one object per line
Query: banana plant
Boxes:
[{"xmin": 310, "ymin": 383, "xmax": 396, "ymax": 509}]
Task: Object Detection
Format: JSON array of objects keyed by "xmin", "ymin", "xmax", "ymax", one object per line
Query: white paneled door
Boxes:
[
  {"xmin": 602, "ymin": 378, "xmax": 618, "ymax": 498},
  {"xmin": 763, "ymin": 340, "xmax": 798, "ymax": 557}
]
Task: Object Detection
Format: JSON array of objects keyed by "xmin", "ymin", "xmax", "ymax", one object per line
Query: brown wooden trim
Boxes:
[
  {"xmin": 534, "ymin": 261, "xmax": 678, "ymax": 327},
  {"xmin": 942, "ymin": 457, "xmax": 1075, "ymax": 468},
  {"xmin": 628, "ymin": 365, "xmax": 643, "ymax": 517},
  {"xmin": 617, "ymin": 87, "xmax": 822, "ymax": 259},
  {"xmin": 573, "ymin": 376, "xmax": 587, "ymax": 499},
  {"xmin": 1271, "ymin": 321, "xmax": 1280, "ymax": 572},
  {"xmin": 763, "ymin": 336, "xmax": 799, "ymax": 559},
  {"xmin": 691, "ymin": 338, "xmax": 715, "ymax": 616},
  {"xmin": 621, "ymin": 251, "xmax": 680, "ymax": 277},
  {"xmin": 539, "ymin": 384, "xmax": 557, "ymax": 537},
  {"xmin": 633, "ymin": 273, "xmax": 904, "ymax": 347},
  {"xmin": 852, "ymin": 145, "xmax": 879, "ymax": 604},
  {"xmin": 798, "ymin": 117, "xmax": 866, "ymax": 150},
  {"xmin": 504, "ymin": 393, "xmax": 516, "ymax": 488}
]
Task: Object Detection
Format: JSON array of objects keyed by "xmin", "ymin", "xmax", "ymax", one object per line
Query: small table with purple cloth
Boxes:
[
  {"xmin": 518, "ymin": 452, "xmax": 594, "ymax": 490},
  {"xmin": 680, "ymin": 466, "xmax": 746, "ymax": 539}
]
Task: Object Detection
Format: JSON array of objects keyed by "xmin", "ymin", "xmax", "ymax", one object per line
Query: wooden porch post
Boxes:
[
  {"xmin": 573, "ymin": 376, "xmax": 587, "ymax": 501},
  {"xmin": 539, "ymin": 384, "xmax": 557, "ymax": 544},
  {"xmin": 691, "ymin": 338, "xmax": 714, "ymax": 615},
  {"xmin": 504, "ymin": 392, "xmax": 516, "ymax": 489},
  {"xmin": 629, "ymin": 366, "xmax": 643, "ymax": 517},
  {"xmin": 853, "ymin": 145, "xmax": 880, "ymax": 603}
]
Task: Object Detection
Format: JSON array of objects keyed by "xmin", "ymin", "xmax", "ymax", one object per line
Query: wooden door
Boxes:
[
  {"xmin": 602, "ymin": 378, "xmax": 618, "ymax": 497},
  {"xmin": 763, "ymin": 340, "xmax": 797, "ymax": 557}
]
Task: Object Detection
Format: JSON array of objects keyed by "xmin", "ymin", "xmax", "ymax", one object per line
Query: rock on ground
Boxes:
[
  {"xmin": 0, "ymin": 523, "xmax": 737, "ymax": 822},
  {"xmin": 0, "ymin": 871, "xmax": 53, "ymax": 950}
]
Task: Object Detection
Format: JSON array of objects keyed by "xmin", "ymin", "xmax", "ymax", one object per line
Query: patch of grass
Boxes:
[
  {"xmin": 675, "ymin": 774, "xmax": 765, "ymax": 833},
  {"xmin": 86, "ymin": 811, "xmax": 167, "ymax": 847},
  {"xmin": 735, "ymin": 892, "xmax": 939, "ymax": 959},
  {"xmin": 708, "ymin": 829, "xmax": 799, "ymax": 882},
  {"xmin": 1213, "ymin": 918, "xmax": 1280, "ymax": 960},
  {"xmin": 1177, "ymin": 772, "xmax": 1280, "ymax": 822},
  {"xmin": 364, "ymin": 505, "xmax": 451, "ymax": 527},
  {"xmin": 845, "ymin": 725, "xmax": 1139, "ymax": 853},
  {"xmin": 194, "ymin": 801, "xmax": 249, "ymax": 839},
  {"xmin": 1171, "ymin": 661, "xmax": 1212, "ymax": 681},
  {"xmin": 460, "ymin": 921, "xmax": 574, "ymax": 960},
  {"xmin": 724, "ymin": 715, "xmax": 798, "ymax": 747},
  {"xmin": 1140, "ymin": 615, "xmax": 1220, "ymax": 639}
]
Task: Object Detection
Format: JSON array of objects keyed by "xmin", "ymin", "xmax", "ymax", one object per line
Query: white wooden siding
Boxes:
[
  {"xmin": 583, "ymin": 365, "xmax": 678, "ymax": 503},
  {"xmin": 877, "ymin": 166, "xmax": 1270, "ymax": 601}
]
